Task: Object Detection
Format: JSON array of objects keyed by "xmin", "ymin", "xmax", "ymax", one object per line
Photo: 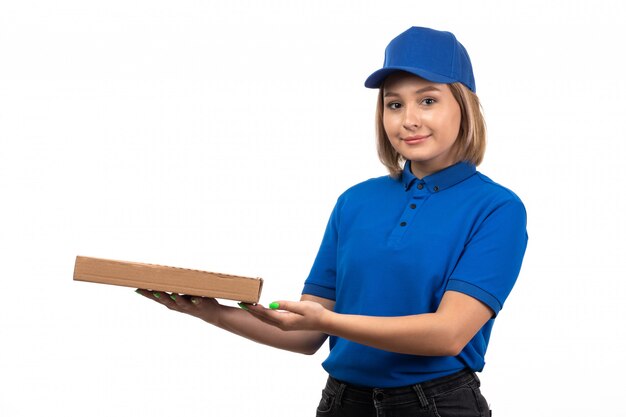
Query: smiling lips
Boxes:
[{"xmin": 402, "ymin": 134, "xmax": 430, "ymax": 144}]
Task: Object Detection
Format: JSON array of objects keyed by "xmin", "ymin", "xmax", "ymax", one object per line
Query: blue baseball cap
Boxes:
[{"xmin": 364, "ymin": 27, "xmax": 476, "ymax": 92}]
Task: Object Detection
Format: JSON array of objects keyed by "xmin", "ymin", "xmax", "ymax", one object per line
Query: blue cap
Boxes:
[{"xmin": 364, "ymin": 27, "xmax": 476, "ymax": 92}]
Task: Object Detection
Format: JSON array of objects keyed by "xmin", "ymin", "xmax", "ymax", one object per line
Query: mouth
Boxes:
[{"xmin": 402, "ymin": 135, "xmax": 430, "ymax": 144}]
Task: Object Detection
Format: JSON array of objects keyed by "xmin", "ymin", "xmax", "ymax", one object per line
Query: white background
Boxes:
[{"xmin": 1, "ymin": 1, "xmax": 625, "ymax": 416}]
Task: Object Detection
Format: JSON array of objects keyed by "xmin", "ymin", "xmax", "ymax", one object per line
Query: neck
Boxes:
[{"xmin": 410, "ymin": 160, "xmax": 456, "ymax": 179}]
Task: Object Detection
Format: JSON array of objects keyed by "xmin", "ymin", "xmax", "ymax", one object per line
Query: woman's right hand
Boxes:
[
  {"xmin": 135, "ymin": 290, "xmax": 332, "ymax": 355},
  {"xmin": 135, "ymin": 289, "xmax": 222, "ymax": 325}
]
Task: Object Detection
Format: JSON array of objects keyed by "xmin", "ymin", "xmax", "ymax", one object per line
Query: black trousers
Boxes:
[{"xmin": 316, "ymin": 369, "xmax": 491, "ymax": 417}]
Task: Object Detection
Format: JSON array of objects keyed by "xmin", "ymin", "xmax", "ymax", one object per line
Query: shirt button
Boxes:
[
  {"xmin": 417, "ymin": 184, "xmax": 424, "ymax": 190},
  {"xmin": 410, "ymin": 204, "xmax": 416, "ymax": 209},
  {"xmin": 374, "ymin": 392, "xmax": 384, "ymax": 401},
  {"xmin": 400, "ymin": 221, "xmax": 407, "ymax": 227},
  {"xmin": 433, "ymin": 185, "xmax": 440, "ymax": 192}
]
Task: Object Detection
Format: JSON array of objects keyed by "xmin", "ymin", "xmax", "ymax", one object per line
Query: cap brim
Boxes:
[{"xmin": 364, "ymin": 67, "xmax": 457, "ymax": 89}]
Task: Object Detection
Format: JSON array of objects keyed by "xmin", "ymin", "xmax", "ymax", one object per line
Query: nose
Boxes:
[{"xmin": 402, "ymin": 104, "xmax": 421, "ymax": 129}]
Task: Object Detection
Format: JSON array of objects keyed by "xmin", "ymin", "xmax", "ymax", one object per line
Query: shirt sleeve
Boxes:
[
  {"xmin": 301, "ymin": 199, "xmax": 342, "ymax": 301},
  {"xmin": 446, "ymin": 198, "xmax": 528, "ymax": 316}
]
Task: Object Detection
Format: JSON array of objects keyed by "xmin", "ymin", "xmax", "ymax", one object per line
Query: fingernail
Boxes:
[
  {"xmin": 153, "ymin": 292, "xmax": 161, "ymax": 299},
  {"xmin": 191, "ymin": 298, "xmax": 199, "ymax": 304},
  {"xmin": 170, "ymin": 294, "xmax": 177, "ymax": 301},
  {"xmin": 135, "ymin": 289, "xmax": 141, "ymax": 294},
  {"xmin": 269, "ymin": 302, "xmax": 280, "ymax": 310},
  {"xmin": 238, "ymin": 302, "xmax": 249, "ymax": 311}
]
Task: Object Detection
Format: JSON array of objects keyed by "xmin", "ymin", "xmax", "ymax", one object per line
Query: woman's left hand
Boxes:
[{"xmin": 243, "ymin": 300, "xmax": 332, "ymax": 332}]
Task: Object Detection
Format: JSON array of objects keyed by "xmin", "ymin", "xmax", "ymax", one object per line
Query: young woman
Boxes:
[{"xmin": 137, "ymin": 26, "xmax": 527, "ymax": 416}]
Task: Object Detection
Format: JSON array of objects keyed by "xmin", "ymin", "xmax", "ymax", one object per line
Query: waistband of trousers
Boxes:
[{"xmin": 325, "ymin": 369, "xmax": 478, "ymax": 404}]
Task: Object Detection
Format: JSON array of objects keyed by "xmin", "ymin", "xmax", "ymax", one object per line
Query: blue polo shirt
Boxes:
[{"xmin": 302, "ymin": 161, "xmax": 527, "ymax": 388}]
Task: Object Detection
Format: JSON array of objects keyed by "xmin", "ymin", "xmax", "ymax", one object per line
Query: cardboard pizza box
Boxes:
[{"xmin": 73, "ymin": 256, "xmax": 263, "ymax": 303}]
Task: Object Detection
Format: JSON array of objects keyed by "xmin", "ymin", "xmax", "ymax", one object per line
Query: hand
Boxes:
[
  {"xmin": 243, "ymin": 300, "xmax": 331, "ymax": 332},
  {"xmin": 135, "ymin": 289, "xmax": 221, "ymax": 325}
]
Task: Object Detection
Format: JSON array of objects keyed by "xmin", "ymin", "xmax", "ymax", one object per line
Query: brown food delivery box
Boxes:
[{"xmin": 73, "ymin": 256, "xmax": 263, "ymax": 303}]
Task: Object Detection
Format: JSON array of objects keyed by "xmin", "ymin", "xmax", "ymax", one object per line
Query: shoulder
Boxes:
[
  {"xmin": 345, "ymin": 174, "xmax": 400, "ymax": 193},
  {"xmin": 325, "ymin": 174, "xmax": 402, "ymax": 219},
  {"xmin": 467, "ymin": 172, "xmax": 525, "ymax": 206},
  {"xmin": 475, "ymin": 172, "xmax": 523, "ymax": 199},
  {"xmin": 467, "ymin": 172, "xmax": 527, "ymax": 224},
  {"xmin": 337, "ymin": 174, "xmax": 401, "ymax": 203}
]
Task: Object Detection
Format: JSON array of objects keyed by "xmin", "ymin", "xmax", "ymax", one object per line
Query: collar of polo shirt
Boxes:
[{"xmin": 402, "ymin": 160, "xmax": 477, "ymax": 193}]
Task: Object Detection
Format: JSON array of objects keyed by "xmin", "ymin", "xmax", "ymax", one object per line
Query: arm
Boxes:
[
  {"xmin": 136, "ymin": 290, "xmax": 333, "ymax": 355},
  {"xmin": 247, "ymin": 198, "xmax": 527, "ymax": 356},
  {"xmin": 246, "ymin": 290, "xmax": 492, "ymax": 356}
]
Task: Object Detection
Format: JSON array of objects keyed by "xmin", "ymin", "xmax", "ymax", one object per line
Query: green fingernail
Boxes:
[
  {"xmin": 269, "ymin": 302, "xmax": 280, "ymax": 310},
  {"xmin": 153, "ymin": 292, "xmax": 161, "ymax": 299},
  {"xmin": 170, "ymin": 294, "xmax": 177, "ymax": 301},
  {"xmin": 238, "ymin": 302, "xmax": 249, "ymax": 311}
]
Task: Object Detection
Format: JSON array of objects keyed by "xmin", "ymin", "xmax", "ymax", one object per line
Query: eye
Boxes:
[
  {"xmin": 386, "ymin": 102, "xmax": 402, "ymax": 110},
  {"xmin": 422, "ymin": 98, "xmax": 436, "ymax": 106}
]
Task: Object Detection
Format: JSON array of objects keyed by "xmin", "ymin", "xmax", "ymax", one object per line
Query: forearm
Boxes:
[
  {"xmin": 322, "ymin": 312, "xmax": 460, "ymax": 356},
  {"xmin": 252, "ymin": 291, "xmax": 491, "ymax": 357},
  {"xmin": 214, "ymin": 305, "xmax": 327, "ymax": 355}
]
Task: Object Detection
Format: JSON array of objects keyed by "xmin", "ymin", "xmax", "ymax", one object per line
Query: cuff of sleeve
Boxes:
[
  {"xmin": 446, "ymin": 279, "xmax": 502, "ymax": 316},
  {"xmin": 302, "ymin": 283, "xmax": 336, "ymax": 301}
]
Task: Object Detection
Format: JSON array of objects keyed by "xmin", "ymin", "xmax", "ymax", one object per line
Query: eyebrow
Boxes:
[{"xmin": 384, "ymin": 85, "xmax": 442, "ymax": 97}]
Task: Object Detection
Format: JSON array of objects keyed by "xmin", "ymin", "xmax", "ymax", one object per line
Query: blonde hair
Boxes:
[{"xmin": 376, "ymin": 81, "xmax": 487, "ymax": 178}]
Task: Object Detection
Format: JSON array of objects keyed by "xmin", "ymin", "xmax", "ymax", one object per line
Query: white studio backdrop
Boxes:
[{"xmin": 1, "ymin": 1, "xmax": 624, "ymax": 416}]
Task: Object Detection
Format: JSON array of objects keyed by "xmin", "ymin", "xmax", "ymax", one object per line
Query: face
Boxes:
[{"xmin": 382, "ymin": 72, "xmax": 462, "ymax": 179}]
